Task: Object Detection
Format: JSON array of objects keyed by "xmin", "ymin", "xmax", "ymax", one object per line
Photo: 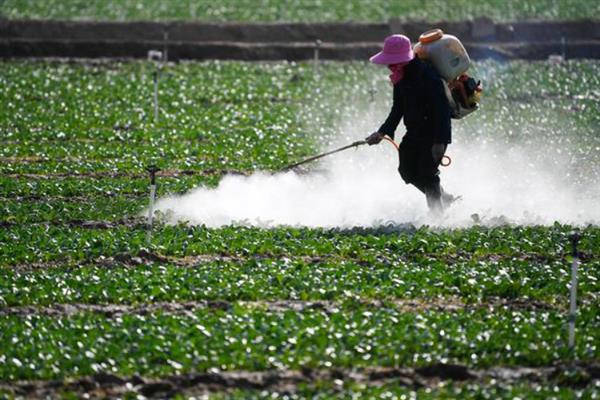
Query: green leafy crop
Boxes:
[
  {"xmin": 1, "ymin": 59, "xmax": 599, "ymax": 397},
  {"xmin": 1, "ymin": 0, "xmax": 598, "ymax": 22}
]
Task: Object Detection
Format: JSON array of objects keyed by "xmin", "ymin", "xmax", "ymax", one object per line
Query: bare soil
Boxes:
[
  {"xmin": 0, "ymin": 296, "xmax": 563, "ymax": 319},
  {"xmin": 1, "ymin": 362, "xmax": 598, "ymax": 398},
  {"xmin": 6, "ymin": 244, "xmax": 595, "ymax": 272}
]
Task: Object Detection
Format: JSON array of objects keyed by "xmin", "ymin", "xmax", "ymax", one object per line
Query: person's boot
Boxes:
[
  {"xmin": 441, "ymin": 190, "xmax": 462, "ymax": 209},
  {"xmin": 423, "ymin": 182, "xmax": 443, "ymax": 215},
  {"xmin": 426, "ymin": 194, "xmax": 444, "ymax": 215}
]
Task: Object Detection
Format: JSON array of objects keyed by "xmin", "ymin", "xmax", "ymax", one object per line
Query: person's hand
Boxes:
[
  {"xmin": 366, "ymin": 132, "xmax": 384, "ymax": 145},
  {"xmin": 431, "ymin": 143, "xmax": 446, "ymax": 163}
]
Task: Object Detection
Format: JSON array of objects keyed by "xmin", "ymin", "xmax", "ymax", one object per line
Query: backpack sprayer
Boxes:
[
  {"xmin": 414, "ymin": 28, "xmax": 483, "ymax": 119},
  {"xmin": 280, "ymin": 135, "xmax": 451, "ymax": 172}
]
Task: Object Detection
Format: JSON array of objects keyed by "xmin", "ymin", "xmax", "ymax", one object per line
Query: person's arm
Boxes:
[{"xmin": 377, "ymin": 84, "xmax": 404, "ymax": 141}]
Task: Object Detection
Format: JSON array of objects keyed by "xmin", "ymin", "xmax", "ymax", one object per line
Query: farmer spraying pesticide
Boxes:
[{"xmin": 366, "ymin": 30, "xmax": 481, "ymax": 214}]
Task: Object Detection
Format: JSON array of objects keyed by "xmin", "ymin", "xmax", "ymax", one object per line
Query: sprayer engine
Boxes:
[{"xmin": 446, "ymin": 74, "xmax": 483, "ymax": 118}]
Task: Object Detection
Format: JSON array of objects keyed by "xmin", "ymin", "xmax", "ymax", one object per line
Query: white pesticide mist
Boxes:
[{"xmin": 154, "ymin": 78, "xmax": 599, "ymax": 229}]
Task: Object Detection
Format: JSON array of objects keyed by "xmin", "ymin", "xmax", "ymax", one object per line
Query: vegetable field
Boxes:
[
  {"xmin": 1, "ymin": 59, "xmax": 599, "ymax": 398},
  {"xmin": 2, "ymin": 0, "xmax": 599, "ymax": 22}
]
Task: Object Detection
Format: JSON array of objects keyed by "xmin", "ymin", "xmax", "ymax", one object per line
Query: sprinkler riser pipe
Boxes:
[
  {"xmin": 146, "ymin": 184, "xmax": 157, "ymax": 244},
  {"xmin": 147, "ymin": 184, "xmax": 157, "ymax": 227},
  {"xmin": 568, "ymin": 256, "xmax": 578, "ymax": 349},
  {"xmin": 313, "ymin": 40, "xmax": 321, "ymax": 77},
  {"xmin": 568, "ymin": 232, "xmax": 581, "ymax": 350}
]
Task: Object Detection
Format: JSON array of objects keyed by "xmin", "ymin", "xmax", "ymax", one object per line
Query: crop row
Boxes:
[
  {"xmin": 1, "ymin": 224, "xmax": 597, "ymax": 265},
  {"xmin": 0, "ymin": 175, "xmax": 215, "ymax": 198},
  {"xmin": 2, "ymin": 197, "xmax": 146, "ymax": 224},
  {"xmin": 220, "ymin": 383, "xmax": 600, "ymax": 400},
  {"xmin": 1, "ymin": 305, "xmax": 599, "ymax": 380},
  {"xmin": 1, "ymin": 0, "xmax": 597, "ymax": 22},
  {"xmin": 1, "ymin": 379, "xmax": 596, "ymax": 400},
  {"xmin": 1, "ymin": 255, "xmax": 599, "ymax": 306}
]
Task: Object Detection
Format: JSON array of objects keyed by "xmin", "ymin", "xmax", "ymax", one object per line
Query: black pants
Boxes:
[{"xmin": 398, "ymin": 137, "xmax": 445, "ymax": 210}]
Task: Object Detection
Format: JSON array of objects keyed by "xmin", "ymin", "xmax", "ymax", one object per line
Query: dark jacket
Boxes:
[{"xmin": 378, "ymin": 57, "xmax": 452, "ymax": 144}]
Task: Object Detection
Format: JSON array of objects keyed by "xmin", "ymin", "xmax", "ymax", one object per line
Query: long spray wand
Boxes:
[{"xmin": 280, "ymin": 135, "xmax": 450, "ymax": 172}]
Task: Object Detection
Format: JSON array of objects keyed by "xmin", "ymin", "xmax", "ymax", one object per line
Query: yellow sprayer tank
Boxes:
[{"xmin": 413, "ymin": 29, "xmax": 471, "ymax": 82}]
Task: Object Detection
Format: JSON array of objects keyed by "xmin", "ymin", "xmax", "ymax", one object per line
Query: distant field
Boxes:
[{"xmin": 1, "ymin": 0, "xmax": 599, "ymax": 22}]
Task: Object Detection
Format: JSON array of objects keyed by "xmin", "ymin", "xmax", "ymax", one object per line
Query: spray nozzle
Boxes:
[
  {"xmin": 569, "ymin": 230, "xmax": 581, "ymax": 257},
  {"xmin": 146, "ymin": 165, "xmax": 161, "ymax": 185}
]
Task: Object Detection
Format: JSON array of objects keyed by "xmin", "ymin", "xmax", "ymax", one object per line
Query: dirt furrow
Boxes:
[
  {"xmin": 0, "ymin": 193, "xmax": 144, "ymax": 202},
  {"xmin": 1, "ymin": 217, "xmax": 146, "ymax": 229},
  {"xmin": 1, "ymin": 362, "xmax": 598, "ymax": 398},
  {"xmin": 0, "ymin": 297, "xmax": 561, "ymax": 318},
  {"xmin": 5, "ymin": 251, "xmax": 329, "ymax": 271},
  {"xmin": 6, "ymin": 246, "xmax": 595, "ymax": 272}
]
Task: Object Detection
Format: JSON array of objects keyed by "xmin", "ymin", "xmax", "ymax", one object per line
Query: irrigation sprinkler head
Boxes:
[
  {"xmin": 146, "ymin": 165, "xmax": 161, "ymax": 185},
  {"xmin": 569, "ymin": 230, "xmax": 581, "ymax": 257},
  {"xmin": 569, "ymin": 230, "xmax": 581, "ymax": 242}
]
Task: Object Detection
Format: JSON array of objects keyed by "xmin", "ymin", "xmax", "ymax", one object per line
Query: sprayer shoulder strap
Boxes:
[{"xmin": 442, "ymin": 79, "xmax": 458, "ymax": 114}]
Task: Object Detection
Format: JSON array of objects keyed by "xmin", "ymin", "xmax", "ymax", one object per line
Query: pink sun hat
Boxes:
[{"xmin": 370, "ymin": 34, "xmax": 414, "ymax": 65}]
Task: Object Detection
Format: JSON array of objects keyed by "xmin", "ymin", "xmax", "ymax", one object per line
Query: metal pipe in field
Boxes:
[
  {"xmin": 568, "ymin": 231, "xmax": 581, "ymax": 349},
  {"xmin": 313, "ymin": 39, "xmax": 321, "ymax": 77},
  {"xmin": 146, "ymin": 186, "xmax": 156, "ymax": 244},
  {"xmin": 147, "ymin": 184, "xmax": 157, "ymax": 227},
  {"xmin": 146, "ymin": 165, "xmax": 160, "ymax": 243}
]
